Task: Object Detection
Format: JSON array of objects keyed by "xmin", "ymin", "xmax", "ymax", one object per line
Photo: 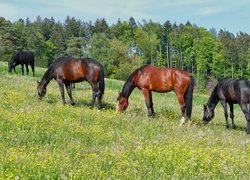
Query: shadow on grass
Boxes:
[
  {"xmin": 158, "ymin": 107, "xmax": 181, "ymax": 120},
  {"xmin": 197, "ymin": 121, "xmax": 247, "ymax": 133},
  {"xmin": 74, "ymin": 99, "xmax": 116, "ymax": 110}
]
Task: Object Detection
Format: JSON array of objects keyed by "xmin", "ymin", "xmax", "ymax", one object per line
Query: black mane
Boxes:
[
  {"xmin": 121, "ymin": 65, "xmax": 148, "ymax": 99},
  {"xmin": 207, "ymin": 84, "xmax": 219, "ymax": 109}
]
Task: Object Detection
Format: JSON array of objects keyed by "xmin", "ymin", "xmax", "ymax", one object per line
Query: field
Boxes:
[{"xmin": 1, "ymin": 61, "xmax": 250, "ymax": 179}]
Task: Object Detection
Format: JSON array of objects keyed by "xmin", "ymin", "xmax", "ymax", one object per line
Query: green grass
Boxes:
[{"xmin": 1, "ymin": 61, "xmax": 250, "ymax": 179}]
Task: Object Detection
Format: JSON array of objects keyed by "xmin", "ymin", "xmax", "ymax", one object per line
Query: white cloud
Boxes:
[{"xmin": 197, "ymin": 6, "xmax": 227, "ymax": 16}]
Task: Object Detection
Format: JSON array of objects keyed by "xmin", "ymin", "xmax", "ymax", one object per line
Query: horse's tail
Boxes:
[
  {"xmin": 98, "ymin": 65, "xmax": 105, "ymax": 99},
  {"xmin": 185, "ymin": 75, "xmax": 195, "ymax": 119}
]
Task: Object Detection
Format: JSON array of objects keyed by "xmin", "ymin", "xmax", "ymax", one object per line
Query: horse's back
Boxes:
[
  {"xmin": 52, "ymin": 57, "xmax": 102, "ymax": 83},
  {"xmin": 235, "ymin": 79, "xmax": 250, "ymax": 102},
  {"xmin": 217, "ymin": 78, "xmax": 250, "ymax": 103},
  {"xmin": 13, "ymin": 51, "xmax": 34, "ymax": 64},
  {"xmin": 136, "ymin": 65, "xmax": 191, "ymax": 92}
]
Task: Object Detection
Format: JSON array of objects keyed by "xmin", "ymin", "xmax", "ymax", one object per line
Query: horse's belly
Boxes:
[
  {"xmin": 150, "ymin": 85, "xmax": 173, "ymax": 92},
  {"xmin": 65, "ymin": 76, "xmax": 86, "ymax": 82}
]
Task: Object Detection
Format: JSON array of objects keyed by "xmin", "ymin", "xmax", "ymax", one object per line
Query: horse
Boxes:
[
  {"xmin": 8, "ymin": 51, "xmax": 35, "ymax": 76},
  {"xmin": 203, "ymin": 78, "xmax": 250, "ymax": 134},
  {"xmin": 116, "ymin": 65, "xmax": 195, "ymax": 124},
  {"xmin": 37, "ymin": 56, "xmax": 105, "ymax": 109}
]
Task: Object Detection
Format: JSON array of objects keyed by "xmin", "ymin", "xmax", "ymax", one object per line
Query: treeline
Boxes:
[{"xmin": 0, "ymin": 16, "xmax": 249, "ymax": 89}]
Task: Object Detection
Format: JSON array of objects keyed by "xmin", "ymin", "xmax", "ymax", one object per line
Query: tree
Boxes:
[
  {"xmin": 93, "ymin": 18, "xmax": 109, "ymax": 34},
  {"xmin": 51, "ymin": 22, "xmax": 66, "ymax": 57},
  {"xmin": 162, "ymin": 20, "xmax": 173, "ymax": 67},
  {"xmin": 235, "ymin": 32, "xmax": 250, "ymax": 78},
  {"xmin": 64, "ymin": 16, "xmax": 82, "ymax": 39},
  {"xmin": 218, "ymin": 30, "xmax": 238, "ymax": 78},
  {"xmin": 88, "ymin": 33, "xmax": 109, "ymax": 73},
  {"xmin": 44, "ymin": 39, "xmax": 57, "ymax": 67},
  {"xmin": 108, "ymin": 39, "xmax": 130, "ymax": 77},
  {"xmin": 0, "ymin": 17, "xmax": 16, "ymax": 60},
  {"xmin": 66, "ymin": 37, "xmax": 85, "ymax": 58}
]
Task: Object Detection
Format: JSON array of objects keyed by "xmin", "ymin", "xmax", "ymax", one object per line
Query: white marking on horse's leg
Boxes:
[{"xmin": 180, "ymin": 116, "xmax": 186, "ymax": 125}]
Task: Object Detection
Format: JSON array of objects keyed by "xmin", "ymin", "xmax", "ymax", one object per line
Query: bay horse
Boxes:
[
  {"xmin": 203, "ymin": 78, "xmax": 250, "ymax": 134},
  {"xmin": 37, "ymin": 56, "xmax": 105, "ymax": 109},
  {"xmin": 8, "ymin": 51, "xmax": 35, "ymax": 76},
  {"xmin": 116, "ymin": 65, "xmax": 195, "ymax": 124}
]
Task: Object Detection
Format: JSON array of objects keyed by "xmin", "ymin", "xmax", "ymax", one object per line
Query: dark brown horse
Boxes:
[
  {"xmin": 8, "ymin": 51, "xmax": 35, "ymax": 76},
  {"xmin": 203, "ymin": 78, "xmax": 250, "ymax": 134},
  {"xmin": 116, "ymin": 65, "xmax": 194, "ymax": 124},
  {"xmin": 37, "ymin": 56, "xmax": 105, "ymax": 109}
]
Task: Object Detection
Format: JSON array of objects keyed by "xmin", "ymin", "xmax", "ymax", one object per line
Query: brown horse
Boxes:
[
  {"xmin": 37, "ymin": 56, "xmax": 105, "ymax": 109},
  {"xmin": 116, "ymin": 65, "xmax": 194, "ymax": 124}
]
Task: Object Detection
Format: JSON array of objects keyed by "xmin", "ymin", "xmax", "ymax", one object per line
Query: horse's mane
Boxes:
[
  {"xmin": 207, "ymin": 83, "xmax": 219, "ymax": 108},
  {"xmin": 82, "ymin": 57, "xmax": 103, "ymax": 67},
  {"xmin": 122, "ymin": 65, "xmax": 148, "ymax": 98}
]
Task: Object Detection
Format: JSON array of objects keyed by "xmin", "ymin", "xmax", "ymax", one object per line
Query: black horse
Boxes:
[
  {"xmin": 203, "ymin": 78, "xmax": 250, "ymax": 134},
  {"xmin": 8, "ymin": 51, "xmax": 35, "ymax": 76},
  {"xmin": 37, "ymin": 56, "xmax": 105, "ymax": 109}
]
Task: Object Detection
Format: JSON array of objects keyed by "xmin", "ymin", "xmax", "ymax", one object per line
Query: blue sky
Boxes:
[{"xmin": 0, "ymin": 0, "xmax": 249, "ymax": 34}]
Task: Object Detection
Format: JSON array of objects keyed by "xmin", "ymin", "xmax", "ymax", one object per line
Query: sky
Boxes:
[{"xmin": 0, "ymin": 0, "xmax": 249, "ymax": 34}]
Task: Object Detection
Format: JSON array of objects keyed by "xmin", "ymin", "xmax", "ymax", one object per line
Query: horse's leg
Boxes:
[
  {"xmin": 65, "ymin": 82, "xmax": 75, "ymax": 105},
  {"xmin": 176, "ymin": 92, "xmax": 186, "ymax": 125},
  {"xmin": 13, "ymin": 64, "xmax": 17, "ymax": 73},
  {"xmin": 13, "ymin": 66, "xmax": 17, "ymax": 73},
  {"xmin": 229, "ymin": 103, "xmax": 236, "ymax": 129},
  {"xmin": 97, "ymin": 84, "xmax": 102, "ymax": 110},
  {"xmin": 21, "ymin": 64, "xmax": 24, "ymax": 75},
  {"xmin": 142, "ymin": 89, "xmax": 154, "ymax": 117},
  {"xmin": 31, "ymin": 63, "xmax": 35, "ymax": 76},
  {"xmin": 57, "ymin": 80, "xmax": 66, "ymax": 105},
  {"xmin": 220, "ymin": 100, "xmax": 229, "ymax": 129},
  {"xmin": 25, "ymin": 64, "xmax": 29, "ymax": 75},
  {"xmin": 239, "ymin": 104, "xmax": 250, "ymax": 134},
  {"xmin": 90, "ymin": 84, "xmax": 98, "ymax": 109}
]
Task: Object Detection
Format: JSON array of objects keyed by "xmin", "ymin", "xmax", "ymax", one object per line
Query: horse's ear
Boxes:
[{"xmin": 37, "ymin": 80, "xmax": 40, "ymax": 84}]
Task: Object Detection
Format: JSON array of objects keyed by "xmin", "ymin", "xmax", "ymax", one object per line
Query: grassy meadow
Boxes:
[{"xmin": 1, "ymin": 61, "xmax": 250, "ymax": 179}]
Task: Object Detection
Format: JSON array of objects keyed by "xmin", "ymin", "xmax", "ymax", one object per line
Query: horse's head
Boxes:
[
  {"xmin": 37, "ymin": 81, "xmax": 46, "ymax": 99},
  {"xmin": 8, "ymin": 59, "xmax": 14, "ymax": 72},
  {"xmin": 116, "ymin": 92, "xmax": 129, "ymax": 112},
  {"xmin": 202, "ymin": 105, "xmax": 214, "ymax": 124}
]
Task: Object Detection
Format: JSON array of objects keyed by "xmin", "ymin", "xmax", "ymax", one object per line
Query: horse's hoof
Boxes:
[{"xmin": 147, "ymin": 114, "xmax": 155, "ymax": 118}]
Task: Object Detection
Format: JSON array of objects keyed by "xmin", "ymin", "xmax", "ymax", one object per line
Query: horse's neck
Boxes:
[
  {"xmin": 208, "ymin": 86, "xmax": 219, "ymax": 110},
  {"xmin": 122, "ymin": 79, "xmax": 135, "ymax": 100},
  {"xmin": 41, "ymin": 68, "xmax": 54, "ymax": 86}
]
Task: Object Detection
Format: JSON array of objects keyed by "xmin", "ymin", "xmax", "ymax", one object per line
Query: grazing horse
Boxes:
[
  {"xmin": 37, "ymin": 56, "xmax": 105, "ymax": 109},
  {"xmin": 116, "ymin": 65, "xmax": 195, "ymax": 124},
  {"xmin": 8, "ymin": 51, "xmax": 35, "ymax": 76},
  {"xmin": 203, "ymin": 78, "xmax": 250, "ymax": 134}
]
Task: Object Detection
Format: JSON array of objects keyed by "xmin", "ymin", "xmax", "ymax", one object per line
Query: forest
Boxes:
[{"xmin": 0, "ymin": 16, "xmax": 249, "ymax": 89}]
